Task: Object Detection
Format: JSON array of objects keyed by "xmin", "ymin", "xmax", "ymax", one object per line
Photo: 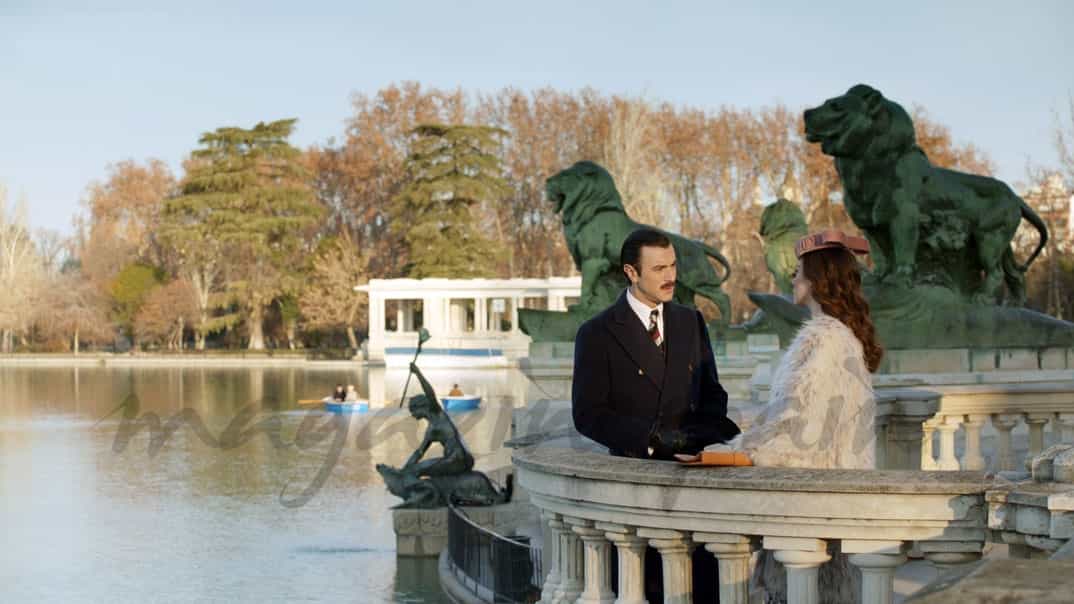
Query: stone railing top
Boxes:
[{"xmin": 513, "ymin": 441, "xmax": 990, "ymax": 495}]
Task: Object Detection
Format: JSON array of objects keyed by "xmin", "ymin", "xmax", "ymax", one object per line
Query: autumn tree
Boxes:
[
  {"xmin": 43, "ymin": 271, "xmax": 114, "ymax": 353},
  {"xmin": 164, "ymin": 119, "xmax": 323, "ymax": 349},
  {"xmin": 134, "ymin": 278, "xmax": 199, "ymax": 349},
  {"xmin": 298, "ymin": 232, "xmax": 369, "ymax": 350},
  {"xmin": 83, "ymin": 159, "xmax": 175, "ymax": 268},
  {"xmin": 0, "ymin": 187, "xmax": 45, "ymax": 352},
  {"xmin": 391, "ymin": 124, "xmax": 509, "ymax": 278}
]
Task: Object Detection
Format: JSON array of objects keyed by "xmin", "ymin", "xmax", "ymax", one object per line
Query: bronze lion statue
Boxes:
[
  {"xmin": 804, "ymin": 84, "xmax": 1048, "ymax": 304},
  {"xmin": 545, "ymin": 161, "xmax": 733, "ymax": 323},
  {"xmin": 759, "ymin": 198, "xmax": 808, "ymax": 296}
]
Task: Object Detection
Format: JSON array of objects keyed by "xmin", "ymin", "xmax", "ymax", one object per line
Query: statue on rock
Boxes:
[
  {"xmin": 375, "ymin": 335, "xmax": 512, "ymax": 509},
  {"xmin": 750, "ymin": 83, "xmax": 1074, "ymax": 349},
  {"xmin": 518, "ymin": 160, "xmax": 733, "ymax": 342}
]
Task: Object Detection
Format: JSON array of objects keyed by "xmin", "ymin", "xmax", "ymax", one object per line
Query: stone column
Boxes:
[
  {"xmin": 766, "ymin": 537, "xmax": 830, "ymax": 604},
  {"xmin": 695, "ymin": 533, "xmax": 756, "ymax": 604},
  {"xmin": 844, "ymin": 540, "xmax": 908, "ymax": 604},
  {"xmin": 569, "ymin": 520, "xmax": 615, "ymax": 604},
  {"xmin": 935, "ymin": 415, "xmax": 963, "ymax": 471},
  {"xmin": 961, "ymin": 414, "xmax": 988, "ymax": 471},
  {"xmin": 553, "ymin": 516, "xmax": 584, "ymax": 604},
  {"xmin": 542, "ymin": 512, "xmax": 564, "ymax": 604},
  {"xmin": 920, "ymin": 418, "xmax": 938, "ymax": 470},
  {"xmin": 639, "ymin": 528, "xmax": 694, "ymax": 604},
  {"xmin": 1056, "ymin": 413, "xmax": 1074, "ymax": 445},
  {"xmin": 885, "ymin": 414, "xmax": 930, "ymax": 470},
  {"xmin": 476, "ymin": 297, "xmax": 488, "ymax": 333},
  {"xmin": 511, "ymin": 296, "xmax": 522, "ymax": 333},
  {"xmin": 1025, "ymin": 413, "xmax": 1052, "ymax": 470},
  {"xmin": 600, "ymin": 523, "xmax": 648, "ymax": 604},
  {"xmin": 992, "ymin": 413, "xmax": 1021, "ymax": 471}
]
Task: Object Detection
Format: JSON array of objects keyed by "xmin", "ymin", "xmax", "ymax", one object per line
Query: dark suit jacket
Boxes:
[{"xmin": 572, "ymin": 291, "xmax": 740, "ymax": 459}]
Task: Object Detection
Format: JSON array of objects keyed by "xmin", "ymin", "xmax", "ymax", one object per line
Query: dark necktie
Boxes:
[{"xmin": 648, "ymin": 309, "xmax": 664, "ymax": 354}]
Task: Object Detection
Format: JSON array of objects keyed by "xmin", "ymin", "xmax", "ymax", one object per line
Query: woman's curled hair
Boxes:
[{"xmin": 800, "ymin": 247, "xmax": 884, "ymax": 372}]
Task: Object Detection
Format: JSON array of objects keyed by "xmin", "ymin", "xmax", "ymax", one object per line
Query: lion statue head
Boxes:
[
  {"xmin": 803, "ymin": 84, "xmax": 916, "ymax": 159},
  {"xmin": 760, "ymin": 198, "xmax": 808, "ymax": 243},
  {"xmin": 546, "ymin": 161, "xmax": 626, "ymax": 227}
]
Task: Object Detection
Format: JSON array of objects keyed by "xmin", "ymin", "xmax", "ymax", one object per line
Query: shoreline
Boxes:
[{"xmin": 0, "ymin": 353, "xmax": 364, "ymax": 368}]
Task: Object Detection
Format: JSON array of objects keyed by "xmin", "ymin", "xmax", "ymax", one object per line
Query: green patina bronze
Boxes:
[
  {"xmin": 761, "ymin": 198, "xmax": 809, "ymax": 296},
  {"xmin": 519, "ymin": 161, "xmax": 733, "ymax": 342},
  {"xmin": 751, "ymin": 84, "xmax": 1074, "ymax": 349},
  {"xmin": 375, "ymin": 360, "xmax": 511, "ymax": 509}
]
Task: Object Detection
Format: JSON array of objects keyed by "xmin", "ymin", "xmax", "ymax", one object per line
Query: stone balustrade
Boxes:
[
  {"xmin": 913, "ymin": 381, "xmax": 1074, "ymax": 472},
  {"xmin": 514, "ymin": 443, "xmax": 992, "ymax": 604}
]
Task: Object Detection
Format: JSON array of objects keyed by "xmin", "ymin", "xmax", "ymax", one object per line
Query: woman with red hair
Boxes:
[{"xmin": 704, "ymin": 230, "xmax": 884, "ymax": 603}]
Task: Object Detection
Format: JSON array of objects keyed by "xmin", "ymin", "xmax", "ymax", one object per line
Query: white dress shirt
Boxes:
[{"xmin": 626, "ymin": 287, "xmax": 664, "ymax": 344}]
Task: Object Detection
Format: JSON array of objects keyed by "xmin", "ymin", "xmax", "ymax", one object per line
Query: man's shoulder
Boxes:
[{"xmin": 578, "ymin": 305, "xmax": 616, "ymax": 337}]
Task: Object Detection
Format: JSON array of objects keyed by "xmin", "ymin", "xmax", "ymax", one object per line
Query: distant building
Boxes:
[{"xmin": 354, "ymin": 277, "xmax": 581, "ymax": 367}]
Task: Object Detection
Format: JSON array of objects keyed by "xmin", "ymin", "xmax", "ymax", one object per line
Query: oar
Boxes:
[
  {"xmin": 398, "ymin": 328, "xmax": 432, "ymax": 407},
  {"xmin": 297, "ymin": 398, "xmax": 325, "ymax": 405}
]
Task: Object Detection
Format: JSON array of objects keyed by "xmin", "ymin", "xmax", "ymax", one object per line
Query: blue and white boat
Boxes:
[
  {"xmin": 441, "ymin": 395, "xmax": 481, "ymax": 412},
  {"xmin": 322, "ymin": 397, "xmax": 370, "ymax": 413}
]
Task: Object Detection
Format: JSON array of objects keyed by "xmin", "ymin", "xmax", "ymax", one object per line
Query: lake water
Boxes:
[{"xmin": 0, "ymin": 364, "xmax": 533, "ymax": 603}]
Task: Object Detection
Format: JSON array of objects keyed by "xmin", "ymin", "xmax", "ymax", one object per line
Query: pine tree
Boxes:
[
  {"xmin": 391, "ymin": 124, "xmax": 510, "ymax": 278},
  {"xmin": 161, "ymin": 119, "xmax": 323, "ymax": 349}
]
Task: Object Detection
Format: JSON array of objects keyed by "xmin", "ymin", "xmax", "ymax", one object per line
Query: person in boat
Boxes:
[
  {"xmin": 331, "ymin": 384, "xmax": 346, "ymax": 402},
  {"xmin": 448, "ymin": 383, "xmax": 463, "ymax": 397},
  {"xmin": 345, "ymin": 384, "xmax": 359, "ymax": 402}
]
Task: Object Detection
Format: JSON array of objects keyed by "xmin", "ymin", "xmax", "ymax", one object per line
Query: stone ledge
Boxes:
[
  {"xmin": 905, "ymin": 559, "xmax": 1074, "ymax": 603},
  {"xmin": 513, "ymin": 442, "xmax": 991, "ymax": 495}
]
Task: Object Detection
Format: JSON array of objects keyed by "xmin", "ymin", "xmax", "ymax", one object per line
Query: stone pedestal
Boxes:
[{"xmin": 393, "ymin": 508, "xmax": 448, "ymax": 557}]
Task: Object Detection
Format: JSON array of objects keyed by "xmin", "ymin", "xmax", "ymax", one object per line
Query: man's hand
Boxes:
[{"xmin": 652, "ymin": 428, "xmax": 689, "ymax": 453}]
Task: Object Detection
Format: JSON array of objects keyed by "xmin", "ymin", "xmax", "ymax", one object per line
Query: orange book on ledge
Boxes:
[{"xmin": 677, "ymin": 451, "xmax": 753, "ymax": 467}]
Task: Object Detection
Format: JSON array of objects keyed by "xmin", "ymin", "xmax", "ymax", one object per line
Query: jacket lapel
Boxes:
[
  {"xmin": 661, "ymin": 303, "xmax": 690, "ymax": 395},
  {"xmin": 606, "ymin": 291, "xmax": 665, "ymax": 389}
]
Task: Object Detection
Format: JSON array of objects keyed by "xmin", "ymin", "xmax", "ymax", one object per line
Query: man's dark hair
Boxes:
[{"xmin": 620, "ymin": 228, "xmax": 672, "ymax": 273}]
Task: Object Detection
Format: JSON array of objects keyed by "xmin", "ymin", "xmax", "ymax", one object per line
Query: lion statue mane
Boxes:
[{"xmin": 544, "ymin": 160, "xmax": 733, "ymax": 324}]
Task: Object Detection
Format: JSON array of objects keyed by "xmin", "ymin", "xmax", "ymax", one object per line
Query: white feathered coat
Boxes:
[
  {"xmin": 728, "ymin": 313, "xmax": 876, "ymax": 604},
  {"xmin": 731, "ymin": 312, "xmax": 876, "ymax": 469}
]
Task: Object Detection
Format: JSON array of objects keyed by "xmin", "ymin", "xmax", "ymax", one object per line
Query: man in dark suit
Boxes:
[
  {"xmin": 572, "ymin": 227, "xmax": 740, "ymax": 460},
  {"xmin": 571, "ymin": 227, "xmax": 740, "ymax": 604}
]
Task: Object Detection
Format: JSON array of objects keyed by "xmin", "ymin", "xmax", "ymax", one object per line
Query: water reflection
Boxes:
[{"xmin": 0, "ymin": 365, "xmax": 530, "ymax": 603}]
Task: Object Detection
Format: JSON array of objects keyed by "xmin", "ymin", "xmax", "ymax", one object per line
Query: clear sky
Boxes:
[{"xmin": 2, "ymin": 0, "xmax": 1072, "ymax": 234}]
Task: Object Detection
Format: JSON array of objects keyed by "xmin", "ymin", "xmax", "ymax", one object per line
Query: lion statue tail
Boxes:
[
  {"xmin": 1016, "ymin": 198, "xmax": 1049, "ymax": 271},
  {"xmin": 698, "ymin": 241, "xmax": 732, "ymax": 285}
]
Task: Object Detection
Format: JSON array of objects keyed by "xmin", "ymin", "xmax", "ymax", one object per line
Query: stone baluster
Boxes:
[
  {"xmin": 638, "ymin": 528, "xmax": 694, "ymax": 604},
  {"xmin": 600, "ymin": 523, "xmax": 649, "ymax": 604},
  {"xmin": 1024, "ymin": 413, "xmax": 1052, "ymax": 470},
  {"xmin": 568, "ymin": 518, "xmax": 615, "ymax": 604},
  {"xmin": 920, "ymin": 418, "xmax": 939, "ymax": 470},
  {"xmin": 1056, "ymin": 413, "xmax": 1074, "ymax": 445},
  {"xmin": 935, "ymin": 415, "xmax": 963, "ymax": 471},
  {"xmin": 960, "ymin": 414, "xmax": 988, "ymax": 471},
  {"xmin": 844, "ymin": 540, "xmax": 908, "ymax": 604},
  {"xmin": 765, "ymin": 537, "xmax": 830, "ymax": 604},
  {"xmin": 694, "ymin": 533, "xmax": 757, "ymax": 604},
  {"xmin": 991, "ymin": 413, "xmax": 1021, "ymax": 471},
  {"xmin": 541, "ymin": 512, "xmax": 564, "ymax": 604},
  {"xmin": 554, "ymin": 516, "xmax": 585, "ymax": 604}
]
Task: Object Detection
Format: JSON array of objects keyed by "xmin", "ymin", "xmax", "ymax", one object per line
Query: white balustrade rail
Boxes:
[
  {"xmin": 514, "ymin": 444, "xmax": 991, "ymax": 604},
  {"xmin": 913, "ymin": 382, "xmax": 1074, "ymax": 472}
]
